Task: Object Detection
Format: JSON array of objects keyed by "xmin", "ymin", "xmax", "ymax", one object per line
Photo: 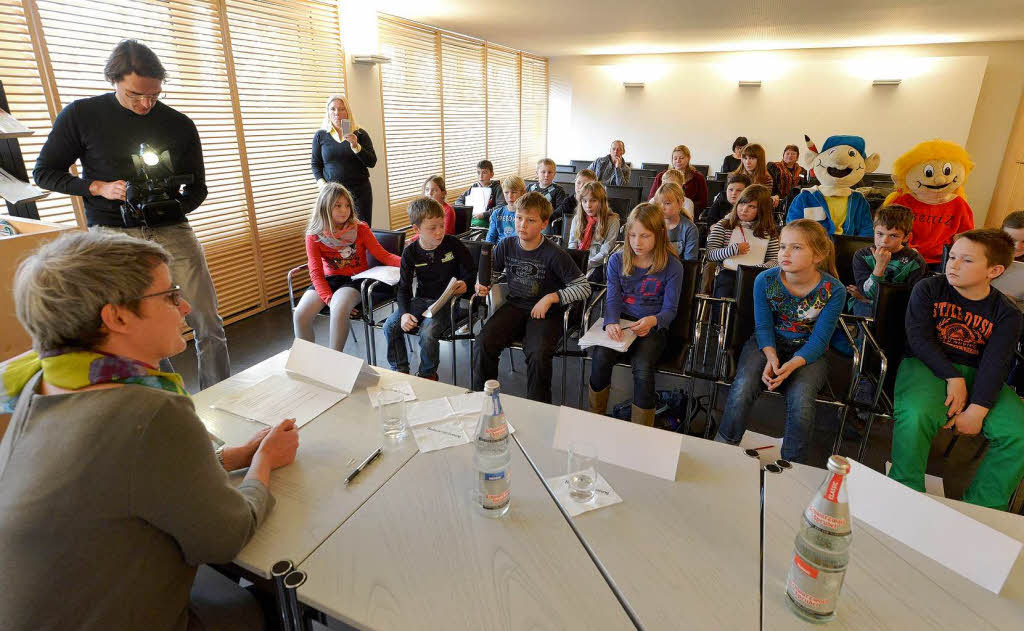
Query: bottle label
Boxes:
[
  {"xmin": 484, "ymin": 471, "xmax": 505, "ymax": 481},
  {"xmin": 823, "ymin": 473, "xmax": 843, "ymax": 503},
  {"xmin": 793, "ymin": 554, "xmax": 818, "ymax": 579},
  {"xmin": 807, "ymin": 506, "xmax": 849, "ymax": 531}
]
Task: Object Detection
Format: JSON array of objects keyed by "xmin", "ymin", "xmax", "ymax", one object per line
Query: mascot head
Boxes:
[
  {"xmin": 802, "ymin": 135, "xmax": 880, "ymax": 195},
  {"xmin": 890, "ymin": 140, "xmax": 973, "ymax": 205}
]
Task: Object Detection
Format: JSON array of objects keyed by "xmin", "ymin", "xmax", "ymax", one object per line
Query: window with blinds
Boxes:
[
  {"xmin": 224, "ymin": 0, "xmax": 347, "ymax": 303},
  {"xmin": 485, "ymin": 45, "xmax": 520, "ymax": 182},
  {"xmin": 519, "ymin": 55, "xmax": 548, "ymax": 178},
  {"xmin": 379, "ymin": 17, "xmax": 442, "ymax": 230},
  {"xmin": 440, "ymin": 33, "xmax": 485, "ymax": 202},
  {"xmin": 0, "ymin": 0, "xmax": 78, "ymax": 225}
]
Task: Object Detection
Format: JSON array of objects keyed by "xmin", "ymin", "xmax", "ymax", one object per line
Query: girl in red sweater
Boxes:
[{"xmin": 294, "ymin": 182, "xmax": 401, "ymax": 351}]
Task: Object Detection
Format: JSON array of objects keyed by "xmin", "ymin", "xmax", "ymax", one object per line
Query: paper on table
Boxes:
[
  {"xmin": 285, "ymin": 338, "xmax": 379, "ymax": 394},
  {"xmin": 351, "ymin": 266, "xmax": 401, "ymax": 285},
  {"xmin": 412, "ymin": 419, "xmax": 470, "ymax": 453},
  {"xmin": 0, "ymin": 167, "xmax": 48, "ymax": 204},
  {"xmin": 467, "ymin": 187, "xmax": 491, "ymax": 219},
  {"xmin": 423, "ymin": 277, "xmax": 462, "ymax": 318},
  {"xmin": 407, "ymin": 397, "xmax": 455, "ymax": 427},
  {"xmin": 547, "ymin": 472, "xmax": 623, "ymax": 517},
  {"xmin": 845, "ymin": 458, "xmax": 1022, "ymax": 594},
  {"xmin": 210, "ymin": 374, "xmax": 345, "ymax": 428},
  {"xmin": 552, "ymin": 406, "xmax": 682, "ymax": 481},
  {"xmin": 367, "ymin": 382, "xmax": 416, "ymax": 407},
  {"xmin": 407, "ymin": 393, "xmax": 514, "ymax": 433},
  {"xmin": 577, "ymin": 318, "xmax": 637, "ymax": 352},
  {"xmin": 448, "ymin": 391, "xmax": 484, "ymax": 416}
]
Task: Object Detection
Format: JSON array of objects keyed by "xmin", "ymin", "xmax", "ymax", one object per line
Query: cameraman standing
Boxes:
[{"xmin": 33, "ymin": 40, "xmax": 229, "ymax": 389}]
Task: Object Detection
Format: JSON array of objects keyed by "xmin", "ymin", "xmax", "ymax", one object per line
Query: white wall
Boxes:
[{"xmin": 549, "ymin": 41, "xmax": 1024, "ymax": 224}]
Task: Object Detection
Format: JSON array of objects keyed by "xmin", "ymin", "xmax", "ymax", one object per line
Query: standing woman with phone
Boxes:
[{"xmin": 312, "ymin": 95, "xmax": 378, "ymax": 225}]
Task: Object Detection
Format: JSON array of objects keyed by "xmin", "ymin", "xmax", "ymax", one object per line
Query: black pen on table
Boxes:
[{"xmin": 345, "ymin": 447, "xmax": 382, "ymax": 485}]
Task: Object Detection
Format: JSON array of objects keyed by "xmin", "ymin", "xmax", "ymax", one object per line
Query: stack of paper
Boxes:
[
  {"xmin": 0, "ymin": 108, "xmax": 32, "ymax": 138},
  {"xmin": 423, "ymin": 277, "xmax": 463, "ymax": 318},
  {"xmin": 211, "ymin": 374, "xmax": 346, "ymax": 428},
  {"xmin": 0, "ymin": 167, "xmax": 48, "ymax": 204},
  {"xmin": 467, "ymin": 187, "xmax": 491, "ymax": 219},
  {"xmin": 352, "ymin": 265, "xmax": 401, "ymax": 286},
  {"xmin": 406, "ymin": 392, "xmax": 517, "ymax": 453},
  {"xmin": 577, "ymin": 318, "xmax": 637, "ymax": 352}
]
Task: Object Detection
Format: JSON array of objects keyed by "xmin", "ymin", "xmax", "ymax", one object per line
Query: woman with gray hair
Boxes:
[
  {"xmin": 311, "ymin": 94, "xmax": 378, "ymax": 225},
  {"xmin": 0, "ymin": 230, "xmax": 298, "ymax": 631}
]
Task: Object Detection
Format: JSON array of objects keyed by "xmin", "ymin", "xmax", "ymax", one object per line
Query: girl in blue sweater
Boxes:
[
  {"xmin": 714, "ymin": 219, "xmax": 846, "ymax": 462},
  {"xmin": 587, "ymin": 203, "xmax": 684, "ymax": 426}
]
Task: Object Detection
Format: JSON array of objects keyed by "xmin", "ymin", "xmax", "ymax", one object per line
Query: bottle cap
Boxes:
[
  {"xmin": 484, "ymin": 380, "xmax": 500, "ymax": 394},
  {"xmin": 827, "ymin": 455, "xmax": 850, "ymax": 475}
]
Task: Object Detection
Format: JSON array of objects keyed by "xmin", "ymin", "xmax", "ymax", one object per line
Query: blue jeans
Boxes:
[
  {"xmin": 716, "ymin": 337, "xmax": 829, "ymax": 463},
  {"xmin": 383, "ymin": 298, "xmax": 451, "ymax": 377},
  {"xmin": 589, "ymin": 327, "xmax": 667, "ymax": 409}
]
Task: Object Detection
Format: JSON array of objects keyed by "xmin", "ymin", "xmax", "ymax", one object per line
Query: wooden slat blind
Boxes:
[
  {"xmin": 34, "ymin": 0, "xmax": 262, "ymax": 320},
  {"xmin": 224, "ymin": 0, "xmax": 346, "ymax": 303},
  {"xmin": 519, "ymin": 54, "xmax": 548, "ymax": 178},
  {"xmin": 440, "ymin": 33, "xmax": 485, "ymax": 202},
  {"xmin": 0, "ymin": 0, "xmax": 77, "ymax": 225},
  {"xmin": 485, "ymin": 45, "xmax": 520, "ymax": 181},
  {"xmin": 379, "ymin": 16, "xmax": 442, "ymax": 229}
]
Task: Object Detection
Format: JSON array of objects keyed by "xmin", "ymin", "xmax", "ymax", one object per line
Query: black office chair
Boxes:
[
  {"xmin": 556, "ymin": 164, "xmax": 576, "ymax": 173},
  {"xmin": 606, "ymin": 184, "xmax": 642, "ymax": 209},
  {"xmin": 691, "ymin": 164, "xmax": 709, "ymax": 177},
  {"xmin": 833, "ymin": 234, "xmax": 874, "ymax": 287},
  {"xmin": 286, "ymin": 265, "xmax": 371, "ymax": 358},
  {"xmin": 640, "ymin": 176, "xmax": 657, "ymax": 199},
  {"xmin": 554, "ymin": 172, "xmax": 576, "ymax": 184},
  {"xmin": 641, "ymin": 162, "xmax": 668, "ymax": 172},
  {"xmin": 361, "ymin": 229, "xmax": 406, "ymax": 365},
  {"xmin": 570, "ymin": 159, "xmax": 592, "ymax": 171},
  {"xmin": 706, "ymin": 179, "xmax": 725, "ymax": 205},
  {"xmin": 628, "ymin": 169, "xmax": 657, "ymax": 187},
  {"xmin": 452, "ymin": 204, "xmax": 472, "ymax": 237},
  {"xmin": 608, "ymin": 197, "xmax": 632, "ymax": 226}
]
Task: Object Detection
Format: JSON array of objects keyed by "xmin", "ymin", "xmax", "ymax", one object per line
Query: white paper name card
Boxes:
[
  {"xmin": 285, "ymin": 338, "xmax": 379, "ymax": 394},
  {"xmin": 846, "ymin": 458, "xmax": 1023, "ymax": 595},
  {"xmin": 552, "ymin": 406, "xmax": 682, "ymax": 482}
]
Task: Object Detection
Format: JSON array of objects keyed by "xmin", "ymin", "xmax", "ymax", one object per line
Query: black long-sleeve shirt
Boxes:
[
  {"xmin": 311, "ymin": 128, "xmax": 376, "ymax": 187},
  {"xmin": 905, "ymin": 275, "xmax": 1022, "ymax": 408},
  {"xmin": 397, "ymin": 235, "xmax": 475, "ymax": 315},
  {"xmin": 33, "ymin": 93, "xmax": 206, "ymax": 227}
]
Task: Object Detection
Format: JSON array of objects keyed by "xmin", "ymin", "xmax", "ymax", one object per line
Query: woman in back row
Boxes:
[{"xmin": 648, "ymin": 144, "xmax": 709, "ymax": 212}]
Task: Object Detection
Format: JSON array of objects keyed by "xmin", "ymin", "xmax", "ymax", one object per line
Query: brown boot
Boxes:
[
  {"xmin": 588, "ymin": 385, "xmax": 610, "ymax": 415},
  {"xmin": 631, "ymin": 404, "xmax": 655, "ymax": 427}
]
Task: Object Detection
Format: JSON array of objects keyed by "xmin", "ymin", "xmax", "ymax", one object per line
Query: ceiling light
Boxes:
[
  {"xmin": 738, "ymin": 80, "xmax": 762, "ymax": 87},
  {"xmin": 353, "ymin": 54, "xmax": 391, "ymax": 65},
  {"xmin": 623, "ymin": 82, "xmax": 645, "ymax": 89},
  {"xmin": 872, "ymin": 79, "xmax": 902, "ymax": 86}
]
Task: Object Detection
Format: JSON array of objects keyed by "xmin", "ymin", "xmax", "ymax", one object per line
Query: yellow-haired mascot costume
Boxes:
[{"xmin": 884, "ymin": 140, "xmax": 975, "ymax": 265}]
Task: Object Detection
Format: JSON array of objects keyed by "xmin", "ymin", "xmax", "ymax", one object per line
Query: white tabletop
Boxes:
[
  {"xmin": 500, "ymin": 395, "xmax": 762, "ymax": 631},
  {"xmin": 763, "ymin": 461, "xmax": 1024, "ymax": 630},
  {"xmin": 192, "ymin": 352, "xmax": 458, "ymax": 578},
  {"xmin": 296, "ymin": 427, "xmax": 637, "ymax": 630}
]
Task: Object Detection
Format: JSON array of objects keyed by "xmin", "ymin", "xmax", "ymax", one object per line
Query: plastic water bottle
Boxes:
[
  {"xmin": 785, "ymin": 455, "xmax": 852, "ymax": 622},
  {"xmin": 473, "ymin": 380, "xmax": 510, "ymax": 518}
]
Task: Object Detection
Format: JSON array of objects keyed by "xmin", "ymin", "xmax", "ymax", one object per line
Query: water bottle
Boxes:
[
  {"xmin": 785, "ymin": 455, "xmax": 852, "ymax": 622},
  {"xmin": 473, "ymin": 380, "xmax": 510, "ymax": 518}
]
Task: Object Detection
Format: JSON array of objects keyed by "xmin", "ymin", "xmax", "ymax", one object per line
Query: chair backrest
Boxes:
[
  {"xmin": 556, "ymin": 164, "xmax": 576, "ymax": 173},
  {"xmin": 460, "ymin": 238, "xmax": 484, "ymax": 279},
  {"xmin": 570, "ymin": 159, "xmax": 592, "ymax": 171},
  {"xmin": 563, "ymin": 246, "xmax": 589, "ymax": 277},
  {"xmin": 561, "ymin": 211, "xmax": 575, "ymax": 244},
  {"xmin": 605, "ymin": 184, "xmax": 642, "ymax": 208},
  {"xmin": 628, "ymin": 168, "xmax": 657, "ymax": 186},
  {"xmin": 554, "ymin": 172, "xmax": 576, "ymax": 184},
  {"xmin": 663, "ymin": 259, "xmax": 701, "ymax": 367},
  {"xmin": 833, "ymin": 234, "xmax": 874, "ymax": 286},
  {"xmin": 640, "ymin": 176, "xmax": 657, "ymax": 198},
  {"xmin": 368, "ymin": 229, "xmax": 405, "ymax": 267},
  {"xmin": 873, "ymin": 281, "xmax": 913, "ymax": 393},
  {"xmin": 706, "ymin": 178, "xmax": 725, "ymax": 204},
  {"xmin": 692, "ymin": 164, "xmax": 710, "ymax": 177},
  {"xmin": 641, "ymin": 162, "xmax": 668, "ymax": 172},
  {"xmin": 728, "ymin": 264, "xmax": 763, "ymax": 359},
  {"xmin": 452, "ymin": 204, "xmax": 471, "ymax": 235},
  {"xmin": 695, "ymin": 221, "xmax": 710, "ymax": 250},
  {"xmin": 555, "ymin": 181, "xmax": 574, "ymax": 196},
  {"xmin": 608, "ymin": 197, "xmax": 632, "ymax": 224},
  {"xmin": 940, "ymin": 243, "xmax": 951, "ymax": 272}
]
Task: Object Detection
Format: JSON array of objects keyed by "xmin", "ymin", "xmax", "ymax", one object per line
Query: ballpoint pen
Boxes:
[{"xmin": 345, "ymin": 447, "xmax": 382, "ymax": 485}]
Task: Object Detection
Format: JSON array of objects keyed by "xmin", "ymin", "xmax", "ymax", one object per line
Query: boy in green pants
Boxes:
[{"xmin": 890, "ymin": 228, "xmax": 1024, "ymax": 509}]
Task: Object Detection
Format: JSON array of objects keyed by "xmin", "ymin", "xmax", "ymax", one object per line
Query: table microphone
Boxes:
[{"xmin": 478, "ymin": 242, "xmax": 492, "ymax": 286}]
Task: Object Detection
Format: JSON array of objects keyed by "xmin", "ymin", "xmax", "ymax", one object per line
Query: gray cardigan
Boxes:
[
  {"xmin": 0, "ymin": 381, "xmax": 273, "ymax": 631},
  {"xmin": 568, "ymin": 212, "xmax": 621, "ymax": 272}
]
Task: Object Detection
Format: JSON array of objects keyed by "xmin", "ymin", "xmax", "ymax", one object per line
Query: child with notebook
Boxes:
[
  {"xmin": 714, "ymin": 219, "xmax": 846, "ymax": 463},
  {"xmin": 383, "ymin": 197, "xmax": 475, "ymax": 380},
  {"xmin": 889, "ymin": 229, "xmax": 1024, "ymax": 509},
  {"xmin": 456, "ymin": 159, "xmax": 505, "ymax": 227},
  {"xmin": 653, "ymin": 182, "xmax": 699, "ymax": 261},
  {"xmin": 587, "ymin": 203, "xmax": 684, "ymax": 426},
  {"xmin": 705, "ymin": 184, "xmax": 780, "ymax": 298},
  {"xmin": 473, "ymin": 193, "xmax": 591, "ymax": 403}
]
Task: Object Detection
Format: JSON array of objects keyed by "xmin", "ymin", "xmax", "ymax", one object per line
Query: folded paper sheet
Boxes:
[
  {"xmin": 211, "ymin": 374, "xmax": 345, "ymax": 428},
  {"xmin": 285, "ymin": 338, "xmax": 379, "ymax": 394}
]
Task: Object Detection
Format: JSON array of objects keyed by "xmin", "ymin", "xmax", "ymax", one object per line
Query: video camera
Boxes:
[{"xmin": 121, "ymin": 143, "xmax": 194, "ymax": 227}]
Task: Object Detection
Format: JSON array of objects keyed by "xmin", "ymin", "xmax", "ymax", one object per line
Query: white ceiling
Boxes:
[{"xmin": 377, "ymin": 0, "xmax": 1024, "ymax": 57}]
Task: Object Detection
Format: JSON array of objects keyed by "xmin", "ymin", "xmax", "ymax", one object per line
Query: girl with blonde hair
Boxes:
[{"xmin": 568, "ymin": 181, "xmax": 620, "ymax": 279}]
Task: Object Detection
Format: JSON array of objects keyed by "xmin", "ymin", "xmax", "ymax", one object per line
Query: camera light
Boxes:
[{"xmin": 139, "ymin": 143, "xmax": 160, "ymax": 167}]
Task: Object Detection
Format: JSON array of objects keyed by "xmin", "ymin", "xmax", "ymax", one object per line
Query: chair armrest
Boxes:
[
  {"xmin": 286, "ymin": 264, "xmax": 310, "ymax": 311},
  {"xmin": 583, "ymin": 287, "xmax": 608, "ymax": 329},
  {"xmin": 857, "ymin": 320, "xmax": 889, "ymax": 411},
  {"xmin": 836, "ymin": 314, "xmax": 863, "ymax": 402}
]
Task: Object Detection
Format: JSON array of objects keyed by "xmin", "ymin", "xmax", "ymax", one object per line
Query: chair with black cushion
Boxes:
[
  {"xmin": 627, "ymin": 169, "xmax": 657, "ymax": 187},
  {"xmin": 940, "ymin": 243, "xmax": 951, "ymax": 272},
  {"xmin": 833, "ymin": 234, "xmax": 874, "ymax": 287},
  {"xmin": 692, "ymin": 165, "xmax": 710, "ymax": 177},
  {"xmin": 608, "ymin": 197, "xmax": 632, "ymax": 225},
  {"xmin": 554, "ymin": 172, "xmax": 576, "ymax": 184},
  {"xmin": 606, "ymin": 184, "xmax": 643, "ymax": 209},
  {"xmin": 556, "ymin": 164, "xmax": 576, "ymax": 173},
  {"xmin": 706, "ymin": 178, "xmax": 725, "ymax": 205},
  {"xmin": 362, "ymin": 229, "xmax": 406, "ymax": 365},
  {"xmin": 571, "ymin": 159, "xmax": 593, "ymax": 171},
  {"xmin": 640, "ymin": 176, "xmax": 657, "ymax": 199},
  {"xmin": 641, "ymin": 162, "xmax": 668, "ymax": 172},
  {"xmin": 451, "ymin": 204, "xmax": 472, "ymax": 237},
  {"xmin": 286, "ymin": 264, "xmax": 372, "ymax": 359},
  {"xmin": 554, "ymin": 181, "xmax": 574, "ymax": 197}
]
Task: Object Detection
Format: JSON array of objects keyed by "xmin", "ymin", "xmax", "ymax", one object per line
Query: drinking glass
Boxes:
[
  {"xmin": 567, "ymin": 442, "xmax": 598, "ymax": 503},
  {"xmin": 378, "ymin": 388, "xmax": 408, "ymax": 441}
]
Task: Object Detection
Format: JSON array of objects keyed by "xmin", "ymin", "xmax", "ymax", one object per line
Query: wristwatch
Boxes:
[{"xmin": 215, "ymin": 446, "xmax": 226, "ymax": 468}]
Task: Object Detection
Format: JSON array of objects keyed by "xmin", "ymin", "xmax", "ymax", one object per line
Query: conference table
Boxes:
[{"xmin": 194, "ymin": 350, "xmax": 1024, "ymax": 630}]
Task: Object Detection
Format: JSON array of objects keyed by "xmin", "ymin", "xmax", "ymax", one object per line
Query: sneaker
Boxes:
[
  {"xmin": 455, "ymin": 324, "xmax": 470, "ymax": 335},
  {"xmin": 418, "ymin": 373, "xmax": 439, "ymax": 381}
]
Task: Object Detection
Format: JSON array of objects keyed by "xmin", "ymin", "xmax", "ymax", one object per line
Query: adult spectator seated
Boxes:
[
  {"xmin": 0, "ymin": 231, "xmax": 299, "ymax": 631},
  {"xmin": 589, "ymin": 140, "xmax": 631, "ymax": 186},
  {"xmin": 721, "ymin": 136, "xmax": 747, "ymax": 175},
  {"xmin": 768, "ymin": 144, "xmax": 805, "ymax": 200},
  {"xmin": 648, "ymin": 144, "xmax": 709, "ymax": 212}
]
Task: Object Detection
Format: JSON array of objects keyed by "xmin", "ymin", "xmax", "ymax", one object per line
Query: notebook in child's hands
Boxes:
[{"xmin": 578, "ymin": 318, "xmax": 638, "ymax": 352}]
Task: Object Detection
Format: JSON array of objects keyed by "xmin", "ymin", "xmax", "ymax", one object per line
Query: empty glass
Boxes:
[
  {"xmin": 378, "ymin": 388, "xmax": 408, "ymax": 441},
  {"xmin": 567, "ymin": 442, "xmax": 598, "ymax": 503}
]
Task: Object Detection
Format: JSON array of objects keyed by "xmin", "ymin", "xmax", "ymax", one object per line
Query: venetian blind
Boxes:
[
  {"xmin": 0, "ymin": 0, "xmax": 78, "ymax": 225},
  {"xmin": 35, "ymin": 0, "xmax": 262, "ymax": 320},
  {"xmin": 224, "ymin": 0, "xmax": 346, "ymax": 303},
  {"xmin": 519, "ymin": 54, "xmax": 548, "ymax": 178},
  {"xmin": 484, "ymin": 45, "xmax": 520, "ymax": 181},
  {"xmin": 378, "ymin": 16, "xmax": 442, "ymax": 229},
  {"xmin": 440, "ymin": 33, "xmax": 485, "ymax": 203}
]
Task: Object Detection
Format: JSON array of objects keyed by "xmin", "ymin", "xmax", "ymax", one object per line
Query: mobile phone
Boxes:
[{"xmin": 341, "ymin": 119, "xmax": 351, "ymax": 136}]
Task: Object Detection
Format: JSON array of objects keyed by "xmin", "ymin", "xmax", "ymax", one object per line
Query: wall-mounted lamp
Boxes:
[
  {"xmin": 738, "ymin": 80, "xmax": 762, "ymax": 87},
  {"xmin": 353, "ymin": 54, "xmax": 391, "ymax": 65},
  {"xmin": 623, "ymin": 81, "xmax": 645, "ymax": 89},
  {"xmin": 872, "ymin": 79, "xmax": 902, "ymax": 86}
]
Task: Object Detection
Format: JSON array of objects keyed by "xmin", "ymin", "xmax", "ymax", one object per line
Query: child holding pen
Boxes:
[{"xmin": 705, "ymin": 184, "xmax": 779, "ymax": 298}]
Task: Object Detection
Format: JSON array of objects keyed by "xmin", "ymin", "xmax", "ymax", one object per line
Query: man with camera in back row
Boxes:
[{"xmin": 33, "ymin": 39, "xmax": 229, "ymax": 389}]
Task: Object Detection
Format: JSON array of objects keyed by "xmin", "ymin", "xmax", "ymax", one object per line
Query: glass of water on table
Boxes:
[
  {"xmin": 567, "ymin": 442, "xmax": 598, "ymax": 503},
  {"xmin": 378, "ymin": 388, "xmax": 408, "ymax": 441}
]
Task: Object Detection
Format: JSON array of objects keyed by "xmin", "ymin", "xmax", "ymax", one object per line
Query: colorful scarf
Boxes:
[{"xmin": 1, "ymin": 349, "xmax": 187, "ymax": 414}]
